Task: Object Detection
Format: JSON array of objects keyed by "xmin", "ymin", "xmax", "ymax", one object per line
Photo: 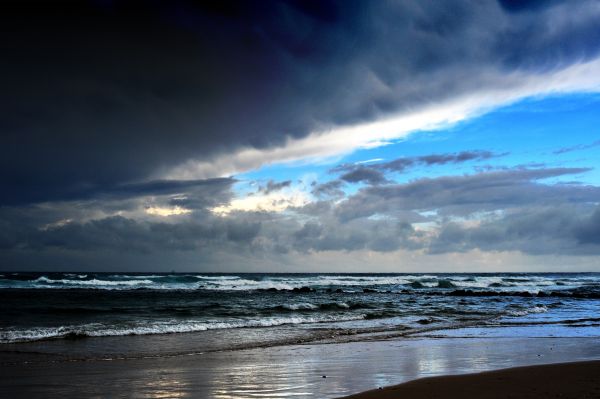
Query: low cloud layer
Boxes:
[{"xmin": 2, "ymin": 166, "xmax": 599, "ymax": 271}]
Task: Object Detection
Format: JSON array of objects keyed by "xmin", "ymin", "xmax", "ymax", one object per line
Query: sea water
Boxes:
[{"xmin": 1, "ymin": 273, "xmax": 598, "ymax": 360}]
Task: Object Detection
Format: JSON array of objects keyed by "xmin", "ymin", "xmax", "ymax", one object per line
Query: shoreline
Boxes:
[
  {"xmin": 340, "ymin": 360, "xmax": 600, "ymax": 399},
  {"xmin": 2, "ymin": 335, "xmax": 600, "ymax": 398}
]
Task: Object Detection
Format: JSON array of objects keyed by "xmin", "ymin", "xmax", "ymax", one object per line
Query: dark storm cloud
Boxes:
[
  {"xmin": 333, "ymin": 150, "xmax": 500, "ymax": 181},
  {"xmin": 0, "ymin": 176, "xmax": 235, "ymax": 207},
  {"xmin": 335, "ymin": 167, "xmax": 596, "ymax": 221},
  {"xmin": 311, "ymin": 180, "xmax": 345, "ymax": 198},
  {"xmin": 1, "ymin": 212, "xmax": 263, "ymax": 253},
  {"xmin": 429, "ymin": 205, "xmax": 600, "ymax": 255},
  {"xmin": 0, "ymin": 176, "xmax": 237, "ymax": 252},
  {"xmin": 575, "ymin": 207, "xmax": 600, "ymax": 246},
  {"xmin": 3, "ymin": 166, "xmax": 600, "ymax": 261},
  {"xmin": 418, "ymin": 151, "xmax": 499, "ymax": 166},
  {"xmin": 289, "ymin": 219, "xmax": 420, "ymax": 253},
  {"xmin": 339, "ymin": 167, "xmax": 388, "ymax": 185},
  {"xmin": 91, "ymin": 178, "xmax": 234, "ymax": 202},
  {"xmin": 258, "ymin": 180, "xmax": 292, "ymax": 195},
  {"xmin": 291, "ymin": 173, "xmax": 600, "ymax": 255},
  {"xmin": 553, "ymin": 140, "xmax": 600, "ymax": 154},
  {"xmin": 498, "ymin": 0, "xmax": 563, "ymax": 12},
  {"xmin": 2, "ymin": 208, "xmax": 419, "ymax": 255},
  {"xmin": 3, "ymin": 0, "xmax": 600, "ymax": 205},
  {"xmin": 97, "ymin": 178, "xmax": 230, "ymax": 196}
]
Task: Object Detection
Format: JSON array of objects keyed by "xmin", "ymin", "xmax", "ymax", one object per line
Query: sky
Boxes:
[{"xmin": 1, "ymin": 0, "xmax": 600, "ymax": 272}]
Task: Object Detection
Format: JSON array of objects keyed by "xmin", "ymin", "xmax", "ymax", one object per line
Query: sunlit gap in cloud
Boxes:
[
  {"xmin": 145, "ymin": 206, "xmax": 192, "ymax": 217},
  {"xmin": 211, "ymin": 189, "xmax": 310, "ymax": 216}
]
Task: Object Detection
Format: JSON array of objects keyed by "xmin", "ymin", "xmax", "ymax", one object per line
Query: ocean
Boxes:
[{"xmin": 1, "ymin": 272, "xmax": 599, "ymax": 359}]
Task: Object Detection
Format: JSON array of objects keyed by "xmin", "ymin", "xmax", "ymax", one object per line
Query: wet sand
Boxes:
[
  {"xmin": 341, "ymin": 360, "xmax": 600, "ymax": 399},
  {"xmin": 1, "ymin": 336, "xmax": 600, "ymax": 398}
]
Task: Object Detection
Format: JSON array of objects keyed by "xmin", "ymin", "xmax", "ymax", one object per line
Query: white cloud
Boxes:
[
  {"xmin": 211, "ymin": 189, "xmax": 310, "ymax": 216},
  {"xmin": 356, "ymin": 158, "xmax": 385, "ymax": 165},
  {"xmin": 145, "ymin": 206, "xmax": 192, "ymax": 217}
]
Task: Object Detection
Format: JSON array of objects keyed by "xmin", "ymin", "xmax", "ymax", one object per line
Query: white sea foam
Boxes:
[
  {"xmin": 506, "ymin": 305, "xmax": 548, "ymax": 317},
  {"xmin": 1, "ymin": 273, "xmax": 593, "ymax": 293},
  {"xmin": 451, "ymin": 277, "xmax": 504, "ymax": 288},
  {"xmin": 199, "ymin": 275, "xmax": 419, "ymax": 290},
  {"xmin": 33, "ymin": 277, "xmax": 154, "ymax": 287},
  {"xmin": 196, "ymin": 275, "xmax": 241, "ymax": 280},
  {"xmin": 0, "ymin": 314, "xmax": 367, "ymax": 343},
  {"xmin": 203, "ymin": 278, "xmax": 297, "ymax": 291},
  {"xmin": 115, "ymin": 275, "xmax": 162, "ymax": 280},
  {"xmin": 281, "ymin": 303, "xmax": 319, "ymax": 310}
]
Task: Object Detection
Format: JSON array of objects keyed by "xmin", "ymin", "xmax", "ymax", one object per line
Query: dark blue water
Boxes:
[{"xmin": 1, "ymin": 273, "xmax": 599, "ymax": 348}]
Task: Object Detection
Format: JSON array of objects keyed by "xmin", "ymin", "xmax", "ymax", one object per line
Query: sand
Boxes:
[
  {"xmin": 2, "ymin": 336, "xmax": 600, "ymax": 398},
  {"xmin": 341, "ymin": 360, "xmax": 600, "ymax": 399}
]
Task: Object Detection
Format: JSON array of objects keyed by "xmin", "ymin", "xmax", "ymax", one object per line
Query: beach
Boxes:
[
  {"xmin": 342, "ymin": 360, "xmax": 600, "ymax": 399},
  {"xmin": 2, "ymin": 335, "xmax": 600, "ymax": 398},
  {"xmin": 1, "ymin": 273, "xmax": 599, "ymax": 397}
]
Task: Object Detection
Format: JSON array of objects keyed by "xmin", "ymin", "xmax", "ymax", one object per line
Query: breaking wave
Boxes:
[
  {"xmin": 1, "ymin": 273, "xmax": 595, "ymax": 293},
  {"xmin": 0, "ymin": 314, "xmax": 368, "ymax": 344}
]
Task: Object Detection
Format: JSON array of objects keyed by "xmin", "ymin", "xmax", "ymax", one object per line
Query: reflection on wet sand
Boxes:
[
  {"xmin": 2, "ymin": 336, "xmax": 600, "ymax": 398},
  {"xmin": 142, "ymin": 372, "xmax": 189, "ymax": 398}
]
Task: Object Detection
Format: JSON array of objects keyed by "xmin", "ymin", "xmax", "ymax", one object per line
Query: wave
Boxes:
[
  {"xmin": 64, "ymin": 273, "xmax": 88, "ymax": 279},
  {"xmin": 1, "ymin": 273, "xmax": 598, "ymax": 293},
  {"xmin": 445, "ymin": 289, "xmax": 600, "ymax": 299},
  {"xmin": 319, "ymin": 302, "xmax": 351, "ymax": 310},
  {"xmin": 364, "ymin": 310, "xmax": 401, "ymax": 320},
  {"xmin": 33, "ymin": 276, "xmax": 155, "ymax": 287},
  {"xmin": 196, "ymin": 275, "xmax": 241, "ymax": 280},
  {"xmin": 0, "ymin": 314, "xmax": 367, "ymax": 344},
  {"xmin": 277, "ymin": 303, "xmax": 319, "ymax": 311},
  {"xmin": 506, "ymin": 305, "xmax": 548, "ymax": 317},
  {"xmin": 437, "ymin": 279, "xmax": 456, "ymax": 289},
  {"xmin": 273, "ymin": 302, "xmax": 364, "ymax": 312}
]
